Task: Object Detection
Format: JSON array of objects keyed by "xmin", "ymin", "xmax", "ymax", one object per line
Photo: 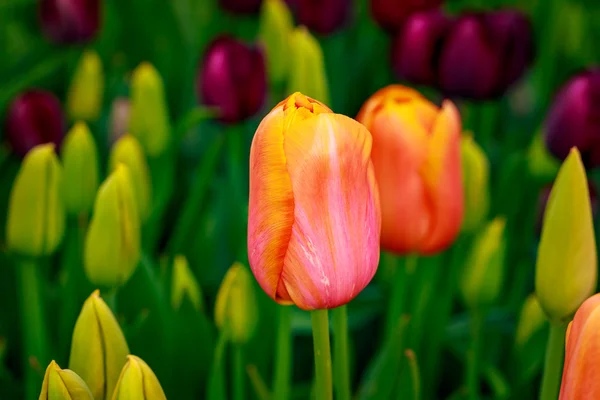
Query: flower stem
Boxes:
[
  {"xmin": 467, "ymin": 310, "xmax": 484, "ymax": 400},
  {"xmin": 311, "ymin": 309, "xmax": 333, "ymax": 400},
  {"xmin": 273, "ymin": 306, "xmax": 292, "ymax": 400},
  {"xmin": 385, "ymin": 255, "xmax": 417, "ymax": 341},
  {"xmin": 332, "ymin": 305, "xmax": 351, "ymax": 400},
  {"xmin": 234, "ymin": 344, "xmax": 245, "ymax": 400},
  {"xmin": 539, "ymin": 322, "xmax": 567, "ymax": 400},
  {"xmin": 404, "ymin": 349, "xmax": 421, "ymax": 400}
]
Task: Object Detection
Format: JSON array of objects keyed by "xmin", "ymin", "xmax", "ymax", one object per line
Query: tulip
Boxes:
[
  {"xmin": 460, "ymin": 134, "xmax": 489, "ymax": 233},
  {"xmin": 544, "ymin": 70, "xmax": 600, "ymax": 166},
  {"xmin": 61, "ymin": 122, "xmax": 99, "ymax": 215},
  {"xmin": 219, "ymin": 0, "xmax": 262, "ymax": 14},
  {"xmin": 294, "ymin": 0, "xmax": 350, "ymax": 35},
  {"xmin": 248, "ymin": 92, "xmax": 381, "ymax": 310},
  {"xmin": 84, "ymin": 165, "xmax": 140, "ymax": 288},
  {"xmin": 259, "ymin": 0, "xmax": 294, "ymax": 85},
  {"xmin": 515, "ymin": 294, "xmax": 548, "ymax": 351},
  {"xmin": 559, "ymin": 293, "xmax": 600, "ymax": 399},
  {"xmin": 370, "ymin": 0, "xmax": 443, "ymax": 32},
  {"xmin": 5, "ymin": 90, "xmax": 64, "ymax": 157},
  {"xmin": 171, "ymin": 255, "xmax": 204, "ymax": 312},
  {"xmin": 39, "ymin": 360, "xmax": 93, "ymax": 400},
  {"xmin": 39, "ymin": 0, "xmax": 100, "ymax": 44},
  {"xmin": 513, "ymin": 294, "xmax": 549, "ymax": 381},
  {"xmin": 111, "ymin": 355, "xmax": 166, "ymax": 400},
  {"xmin": 66, "ymin": 50, "xmax": 104, "ymax": 122},
  {"xmin": 356, "ymin": 85, "xmax": 462, "ymax": 254},
  {"xmin": 198, "ymin": 36, "xmax": 266, "ymax": 124},
  {"xmin": 6, "ymin": 143, "xmax": 65, "ymax": 257},
  {"xmin": 70, "ymin": 290, "xmax": 129, "ymax": 400}
]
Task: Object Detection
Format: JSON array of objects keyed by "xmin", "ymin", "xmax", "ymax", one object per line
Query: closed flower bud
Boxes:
[
  {"xmin": 513, "ymin": 294, "xmax": 549, "ymax": 381},
  {"xmin": 248, "ymin": 92, "xmax": 381, "ymax": 309},
  {"xmin": 61, "ymin": 122, "xmax": 99, "ymax": 215},
  {"xmin": 39, "ymin": 0, "xmax": 100, "ymax": 44},
  {"xmin": 287, "ymin": 27, "xmax": 330, "ymax": 105},
  {"xmin": 219, "ymin": 0, "xmax": 262, "ymax": 14},
  {"xmin": 108, "ymin": 135, "xmax": 152, "ymax": 222},
  {"xmin": 129, "ymin": 63, "xmax": 170, "ymax": 157},
  {"xmin": 215, "ymin": 263, "xmax": 258, "ymax": 344},
  {"xmin": 460, "ymin": 133, "xmax": 489, "ymax": 232},
  {"xmin": 69, "ymin": 290, "xmax": 129, "ymax": 400},
  {"xmin": 259, "ymin": 0, "xmax": 294, "ymax": 85},
  {"xmin": 459, "ymin": 217, "xmax": 506, "ymax": 309},
  {"xmin": 112, "ymin": 355, "xmax": 166, "ymax": 400},
  {"xmin": 371, "ymin": 0, "xmax": 443, "ymax": 32},
  {"xmin": 544, "ymin": 70, "xmax": 600, "ymax": 166},
  {"xmin": 198, "ymin": 36, "xmax": 267, "ymax": 124},
  {"xmin": 171, "ymin": 255, "xmax": 204, "ymax": 312},
  {"xmin": 7, "ymin": 144, "xmax": 65, "ymax": 257},
  {"xmin": 515, "ymin": 294, "xmax": 548, "ymax": 349},
  {"xmin": 84, "ymin": 165, "xmax": 140, "ymax": 287},
  {"xmin": 66, "ymin": 50, "xmax": 104, "ymax": 122},
  {"xmin": 357, "ymin": 85, "xmax": 462, "ymax": 254},
  {"xmin": 294, "ymin": 0, "xmax": 350, "ymax": 35},
  {"xmin": 39, "ymin": 360, "xmax": 93, "ymax": 400},
  {"xmin": 5, "ymin": 90, "xmax": 64, "ymax": 157},
  {"xmin": 535, "ymin": 148, "xmax": 597, "ymax": 323}
]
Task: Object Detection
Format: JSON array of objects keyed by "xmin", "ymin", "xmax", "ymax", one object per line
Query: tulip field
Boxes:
[{"xmin": 1, "ymin": 0, "xmax": 600, "ymax": 399}]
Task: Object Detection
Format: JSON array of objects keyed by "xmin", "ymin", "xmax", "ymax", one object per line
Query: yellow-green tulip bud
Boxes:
[
  {"xmin": 129, "ymin": 63, "xmax": 170, "ymax": 157},
  {"xmin": 6, "ymin": 143, "xmax": 65, "ymax": 257},
  {"xmin": 69, "ymin": 290, "xmax": 129, "ymax": 400},
  {"xmin": 460, "ymin": 133, "xmax": 489, "ymax": 233},
  {"xmin": 513, "ymin": 294, "xmax": 549, "ymax": 381},
  {"xmin": 287, "ymin": 27, "xmax": 330, "ymax": 105},
  {"xmin": 215, "ymin": 263, "xmax": 258, "ymax": 344},
  {"xmin": 111, "ymin": 355, "xmax": 166, "ymax": 400},
  {"xmin": 535, "ymin": 148, "xmax": 597, "ymax": 323},
  {"xmin": 66, "ymin": 50, "xmax": 104, "ymax": 122},
  {"xmin": 515, "ymin": 294, "xmax": 548, "ymax": 348},
  {"xmin": 108, "ymin": 135, "xmax": 152, "ymax": 222},
  {"xmin": 171, "ymin": 255, "xmax": 204, "ymax": 312},
  {"xmin": 528, "ymin": 132, "xmax": 559, "ymax": 184},
  {"xmin": 39, "ymin": 360, "xmax": 93, "ymax": 400},
  {"xmin": 61, "ymin": 122, "xmax": 99, "ymax": 215},
  {"xmin": 84, "ymin": 165, "xmax": 140, "ymax": 287},
  {"xmin": 259, "ymin": 0, "xmax": 294, "ymax": 85},
  {"xmin": 459, "ymin": 217, "xmax": 506, "ymax": 309}
]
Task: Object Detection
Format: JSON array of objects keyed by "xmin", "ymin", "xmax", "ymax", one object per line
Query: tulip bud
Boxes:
[
  {"xmin": 69, "ymin": 290, "xmax": 129, "ymax": 400},
  {"xmin": 66, "ymin": 50, "xmax": 104, "ymax": 122},
  {"xmin": 528, "ymin": 132, "xmax": 560, "ymax": 184},
  {"xmin": 108, "ymin": 135, "xmax": 152, "ymax": 222},
  {"xmin": 171, "ymin": 255, "xmax": 204, "ymax": 312},
  {"xmin": 129, "ymin": 62, "xmax": 170, "ymax": 157},
  {"xmin": 513, "ymin": 294, "xmax": 549, "ymax": 381},
  {"xmin": 460, "ymin": 134, "xmax": 489, "ymax": 233},
  {"xmin": 219, "ymin": 0, "xmax": 262, "ymax": 14},
  {"xmin": 6, "ymin": 144, "xmax": 65, "ymax": 257},
  {"xmin": 535, "ymin": 148, "xmax": 597, "ymax": 323},
  {"xmin": 5, "ymin": 90, "xmax": 64, "ymax": 157},
  {"xmin": 61, "ymin": 122, "xmax": 99, "ymax": 215},
  {"xmin": 370, "ymin": 0, "xmax": 443, "ymax": 32},
  {"xmin": 294, "ymin": 0, "xmax": 350, "ymax": 35},
  {"xmin": 84, "ymin": 165, "xmax": 140, "ymax": 287},
  {"xmin": 259, "ymin": 0, "xmax": 294, "ymax": 85},
  {"xmin": 287, "ymin": 27, "xmax": 330, "ymax": 105},
  {"xmin": 248, "ymin": 92, "xmax": 381, "ymax": 309},
  {"xmin": 356, "ymin": 85, "xmax": 462, "ymax": 255},
  {"xmin": 39, "ymin": 0, "xmax": 100, "ymax": 44},
  {"xmin": 215, "ymin": 263, "xmax": 258, "ymax": 344},
  {"xmin": 112, "ymin": 355, "xmax": 166, "ymax": 400},
  {"xmin": 515, "ymin": 294, "xmax": 548, "ymax": 349},
  {"xmin": 544, "ymin": 70, "xmax": 600, "ymax": 167},
  {"xmin": 39, "ymin": 360, "xmax": 93, "ymax": 400},
  {"xmin": 459, "ymin": 217, "xmax": 506, "ymax": 309},
  {"xmin": 198, "ymin": 36, "xmax": 267, "ymax": 124}
]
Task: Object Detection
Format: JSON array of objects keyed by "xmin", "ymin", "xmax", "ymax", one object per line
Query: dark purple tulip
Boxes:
[
  {"xmin": 545, "ymin": 70, "xmax": 600, "ymax": 166},
  {"xmin": 198, "ymin": 36, "xmax": 267, "ymax": 124},
  {"xmin": 536, "ymin": 182, "xmax": 598, "ymax": 235},
  {"xmin": 4, "ymin": 90, "xmax": 65, "ymax": 157},
  {"xmin": 392, "ymin": 10, "xmax": 451, "ymax": 86},
  {"xmin": 370, "ymin": 0, "xmax": 443, "ymax": 32},
  {"xmin": 219, "ymin": 0, "xmax": 262, "ymax": 14},
  {"xmin": 39, "ymin": 0, "xmax": 100, "ymax": 44},
  {"xmin": 295, "ymin": 0, "xmax": 350, "ymax": 35}
]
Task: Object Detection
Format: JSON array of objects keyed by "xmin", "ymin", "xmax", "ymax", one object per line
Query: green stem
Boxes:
[
  {"xmin": 467, "ymin": 311, "xmax": 484, "ymax": 400},
  {"xmin": 234, "ymin": 345, "xmax": 245, "ymax": 400},
  {"xmin": 311, "ymin": 309, "xmax": 333, "ymax": 400},
  {"xmin": 207, "ymin": 328, "xmax": 230, "ymax": 400},
  {"xmin": 404, "ymin": 350, "xmax": 421, "ymax": 400},
  {"xmin": 332, "ymin": 305, "xmax": 351, "ymax": 400},
  {"xmin": 384, "ymin": 255, "xmax": 417, "ymax": 341},
  {"xmin": 17, "ymin": 259, "xmax": 48, "ymax": 400},
  {"xmin": 226, "ymin": 125, "xmax": 247, "ymax": 259},
  {"xmin": 273, "ymin": 306, "xmax": 292, "ymax": 400},
  {"xmin": 103, "ymin": 288, "xmax": 118, "ymax": 314},
  {"xmin": 539, "ymin": 323, "xmax": 567, "ymax": 400},
  {"xmin": 247, "ymin": 365, "xmax": 272, "ymax": 400}
]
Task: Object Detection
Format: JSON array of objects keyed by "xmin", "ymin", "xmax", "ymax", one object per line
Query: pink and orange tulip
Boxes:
[
  {"xmin": 247, "ymin": 92, "xmax": 381, "ymax": 310},
  {"xmin": 357, "ymin": 85, "xmax": 463, "ymax": 255}
]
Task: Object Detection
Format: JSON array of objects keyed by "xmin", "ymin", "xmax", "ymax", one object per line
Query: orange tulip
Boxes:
[
  {"xmin": 357, "ymin": 85, "xmax": 463, "ymax": 254},
  {"xmin": 248, "ymin": 92, "xmax": 381, "ymax": 310},
  {"xmin": 559, "ymin": 293, "xmax": 600, "ymax": 399}
]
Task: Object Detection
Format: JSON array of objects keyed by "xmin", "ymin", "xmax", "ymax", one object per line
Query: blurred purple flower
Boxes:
[
  {"xmin": 39, "ymin": 0, "xmax": 100, "ymax": 44},
  {"xmin": 198, "ymin": 36, "xmax": 267, "ymax": 124},
  {"xmin": 370, "ymin": 0, "xmax": 443, "ymax": 32},
  {"xmin": 219, "ymin": 0, "xmax": 263, "ymax": 14},
  {"xmin": 5, "ymin": 90, "xmax": 65, "ymax": 157},
  {"xmin": 295, "ymin": 0, "xmax": 350, "ymax": 35}
]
